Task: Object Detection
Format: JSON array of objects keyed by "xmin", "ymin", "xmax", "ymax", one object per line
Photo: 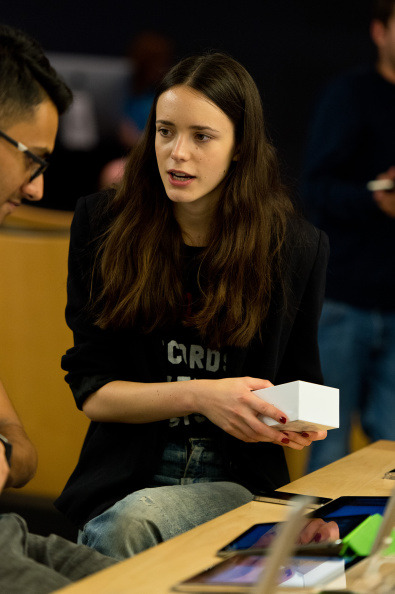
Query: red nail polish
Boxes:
[
  {"xmin": 301, "ymin": 432, "xmax": 309, "ymax": 438},
  {"xmin": 279, "ymin": 417, "xmax": 287, "ymax": 424},
  {"xmin": 313, "ymin": 533, "xmax": 322, "ymax": 543},
  {"xmin": 281, "ymin": 437, "xmax": 289, "ymax": 444}
]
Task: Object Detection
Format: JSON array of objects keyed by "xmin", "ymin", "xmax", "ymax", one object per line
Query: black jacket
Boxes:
[{"xmin": 55, "ymin": 192, "xmax": 329, "ymax": 527}]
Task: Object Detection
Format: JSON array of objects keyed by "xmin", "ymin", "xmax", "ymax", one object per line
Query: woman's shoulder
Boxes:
[
  {"xmin": 286, "ymin": 213, "xmax": 327, "ymax": 244},
  {"xmin": 75, "ymin": 189, "xmax": 115, "ymax": 220},
  {"xmin": 284, "ymin": 214, "xmax": 329, "ymax": 265},
  {"xmin": 72, "ymin": 189, "xmax": 116, "ymax": 237}
]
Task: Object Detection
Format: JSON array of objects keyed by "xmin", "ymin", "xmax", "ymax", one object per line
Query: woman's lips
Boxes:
[{"xmin": 167, "ymin": 170, "xmax": 195, "ymax": 187}]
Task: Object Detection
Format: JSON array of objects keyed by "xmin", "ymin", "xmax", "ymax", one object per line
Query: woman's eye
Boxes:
[
  {"xmin": 158, "ymin": 128, "xmax": 171, "ymax": 137},
  {"xmin": 195, "ymin": 133, "xmax": 211, "ymax": 142}
]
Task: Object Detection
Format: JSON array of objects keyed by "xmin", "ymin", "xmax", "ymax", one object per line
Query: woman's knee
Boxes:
[
  {"xmin": 80, "ymin": 490, "xmax": 169, "ymax": 559},
  {"xmin": 79, "ymin": 482, "xmax": 252, "ymax": 559}
]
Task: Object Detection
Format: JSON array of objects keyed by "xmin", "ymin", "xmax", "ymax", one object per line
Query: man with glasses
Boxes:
[
  {"xmin": 0, "ymin": 129, "xmax": 49, "ymax": 184},
  {"xmin": 0, "ymin": 24, "xmax": 117, "ymax": 593},
  {"xmin": 0, "ymin": 19, "xmax": 72, "ymax": 490},
  {"xmin": 0, "ymin": 26, "xmax": 67, "ymax": 224}
]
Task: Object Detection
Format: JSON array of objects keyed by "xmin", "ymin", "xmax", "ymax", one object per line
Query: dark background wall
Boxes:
[{"xmin": 1, "ymin": 0, "xmax": 376, "ymax": 201}]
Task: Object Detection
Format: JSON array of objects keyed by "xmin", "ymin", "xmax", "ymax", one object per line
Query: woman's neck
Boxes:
[{"xmin": 174, "ymin": 201, "xmax": 215, "ymax": 247}]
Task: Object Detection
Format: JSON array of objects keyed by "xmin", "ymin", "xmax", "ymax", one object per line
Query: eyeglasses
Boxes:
[{"xmin": 0, "ymin": 129, "xmax": 49, "ymax": 182}]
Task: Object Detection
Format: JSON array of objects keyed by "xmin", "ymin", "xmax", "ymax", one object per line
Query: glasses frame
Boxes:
[{"xmin": 0, "ymin": 129, "xmax": 49, "ymax": 182}]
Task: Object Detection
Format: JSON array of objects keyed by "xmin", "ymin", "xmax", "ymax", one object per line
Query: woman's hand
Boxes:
[
  {"xmin": 254, "ymin": 517, "xmax": 339, "ymax": 548},
  {"xmin": 281, "ymin": 428, "xmax": 328, "ymax": 450},
  {"xmin": 297, "ymin": 517, "xmax": 340, "ymax": 545},
  {"xmin": 193, "ymin": 377, "xmax": 323, "ymax": 449}
]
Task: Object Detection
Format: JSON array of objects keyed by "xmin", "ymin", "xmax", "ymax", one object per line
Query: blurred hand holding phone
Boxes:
[{"xmin": 367, "ymin": 179, "xmax": 395, "ymax": 191}]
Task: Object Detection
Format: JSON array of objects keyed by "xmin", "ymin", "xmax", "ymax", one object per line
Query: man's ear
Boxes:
[{"xmin": 370, "ymin": 19, "xmax": 385, "ymax": 49}]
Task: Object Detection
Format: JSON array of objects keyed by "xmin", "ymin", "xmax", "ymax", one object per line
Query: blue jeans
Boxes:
[
  {"xmin": 78, "ymin": 436, "xmax": 253, "ymax": 559},
  {"xmin": 308, "ymin": 299, "xmax": 395, "ymax": 472}
]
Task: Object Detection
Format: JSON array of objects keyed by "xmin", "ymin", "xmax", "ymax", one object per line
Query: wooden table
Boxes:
[{"xmin": 57, "ymin": 440, "xmax": 395, "ymax": 593}]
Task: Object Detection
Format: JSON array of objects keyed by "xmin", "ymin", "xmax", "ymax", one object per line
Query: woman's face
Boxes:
[{"xmin": 155, "ymin": 85, "xmax": 236, "ymax": 211}]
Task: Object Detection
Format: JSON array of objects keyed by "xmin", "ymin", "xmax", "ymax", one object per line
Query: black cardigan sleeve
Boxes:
[
  {"xmin": 274, "ymin": 225, "xmax": 329, "ymax": 385},
  {"xmin": 61, "ymin": 193, "xmax": 121, "ymax": 409},
  {"xmin": 62, "ymin": 192, "xmax": 168, "ymax": 410},
  {"xmin": 236, "ymin": 219, "xmax": 329, "ymax": 388}
]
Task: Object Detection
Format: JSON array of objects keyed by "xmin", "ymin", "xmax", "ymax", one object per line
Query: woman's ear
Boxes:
[{"xmin": 232, "ymin": 147, "xmax": 240, "ymax": 161}]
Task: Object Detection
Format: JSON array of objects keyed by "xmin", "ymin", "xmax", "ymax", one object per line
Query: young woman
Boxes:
[{"xmin": 56, "ymin": 53, "xmax": 329, "ymax": 559}]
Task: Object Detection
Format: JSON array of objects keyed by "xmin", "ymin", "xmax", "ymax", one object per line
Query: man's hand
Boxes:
[
  {"xmin": 0, "ymin": 381, "xmax": 37, "ymax": 488},
  {"xmin": 0, "ymin": 440, "xmax": 10, "ymax": 493},
  {"xmin": 373, "ymin": 166, "xmax": 395, "ymax": 218}
]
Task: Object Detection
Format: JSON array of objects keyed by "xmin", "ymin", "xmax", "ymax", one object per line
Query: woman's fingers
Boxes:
[
  {"xmin": 298, "ymin": 518, "xmax": 340, "ymax": 545},
  {"xmin": 201, "ymin": 377, "xmax": 329, "ymax": 449},
  {"xmin": 249, "ymin": 392, "xmax": 288, "ymax": 426},
  {"xmin": 220, "ymin": 413, "xmax": 288, "ymax": 444}
]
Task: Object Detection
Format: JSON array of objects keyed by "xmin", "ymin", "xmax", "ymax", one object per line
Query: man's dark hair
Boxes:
[
  {"xmin": 0, "ymin": 24, "xmax": 72, "ymax": 126},
  {"xmin": 372, "ymin": 0, "xmax": 395, "ymax": 24}
]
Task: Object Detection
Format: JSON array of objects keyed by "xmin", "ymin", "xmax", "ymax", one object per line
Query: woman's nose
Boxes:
[{"xmin": 171, "ymin": 135, "xmax": 190, "ymax": 161}]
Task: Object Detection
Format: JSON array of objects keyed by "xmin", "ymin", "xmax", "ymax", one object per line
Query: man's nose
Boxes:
[{"xmin": 21, "ymin": 174, "xmax": 44, "ymax": 202}]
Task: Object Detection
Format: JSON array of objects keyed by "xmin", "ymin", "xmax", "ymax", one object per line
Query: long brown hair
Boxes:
[{"xmin": 94, "ymin": 52, "xmax": 294, "ymax": 348}]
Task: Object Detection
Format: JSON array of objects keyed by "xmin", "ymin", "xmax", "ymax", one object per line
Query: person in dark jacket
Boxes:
[
  {"xmin": 301, "ymin": 0, "xmax": 395, "ymax": 472},
  {"xmin": 57, "ymin": 52, "xmax": 329, "ymax": 560}
]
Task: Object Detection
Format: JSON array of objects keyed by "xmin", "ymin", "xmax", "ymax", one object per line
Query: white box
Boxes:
[{"xmin": 253, "ymin": 380, "xmax": 339, "ymax": 431}]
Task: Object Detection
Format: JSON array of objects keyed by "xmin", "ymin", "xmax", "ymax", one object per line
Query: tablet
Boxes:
[
  {"xmin": 252, "ymin": 490, "xmax": 332, "ymax": 508},
  {"xmin": 216, "ymin": 495, "xmax": 389, "ymax": 557},
  {"xmin": 172, "ymin": 554, "xmax": 358, "ymax": 592},
  {"xmin": 216, "ymin": 515, "xmax": 367, "ymax": 557},
  {"xmin": 309, "ymin": 495, "xmax": 389, "ymax": 520}
]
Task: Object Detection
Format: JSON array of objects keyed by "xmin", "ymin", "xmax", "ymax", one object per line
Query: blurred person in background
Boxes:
[
  {"xmin": 301, "ymin": 0, "xmax": 395, "ymax": 472},
  {"xmin": 99, "ymin": 29, "xmax": 175, "ymax": 188}
]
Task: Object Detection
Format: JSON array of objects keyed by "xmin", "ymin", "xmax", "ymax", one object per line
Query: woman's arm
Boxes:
[
  {"xmin": 83, "ymin": 376, "xmax": 322, "ymax": 448},
  {"xmin": 0, "ymin": 381, "xmax": 37, "ymax": 489}
]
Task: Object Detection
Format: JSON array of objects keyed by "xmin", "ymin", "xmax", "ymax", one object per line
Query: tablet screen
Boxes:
[
  {"xmin": 221, "ymin": 523, "xmax": 277, "ymax": 552},
  {"xmin": 312, "ymin": 496, "xmax": 389, "ymax": 520},
  {"xmin": 174, "ymin": 554, "xmax": 355, "ymax": 591},
  {"xmin": 217, "ymin": 514, "xmax": 367, "ymax": 556}
]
